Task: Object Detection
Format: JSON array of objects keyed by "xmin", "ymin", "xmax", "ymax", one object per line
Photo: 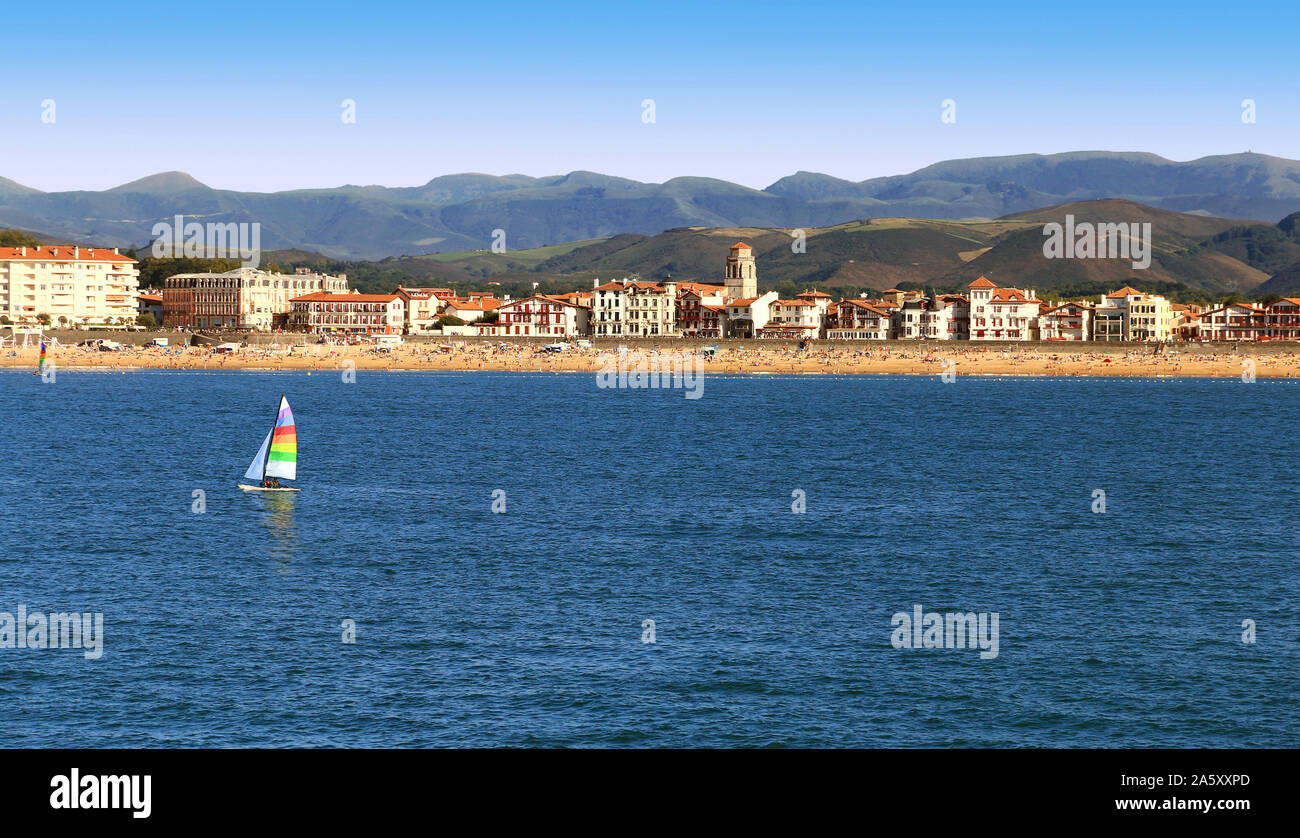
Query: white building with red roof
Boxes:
[
  {"xmin": 676, "ymin": 281, "xmax": 727, "ymax": 336},
  {"xmin": 0, "ymin": 245, "xmax": 139, "ymax": 328},
  {"xmin": 475, "ymin": 295, "xmax": 590, "ymax": 338},
  {"xmin": 761, "ymin": 298, "xmax": 823, "ymax": 338},
  {"xmin": 590, "ymin": 278, "xmax": 678, "ymax": 336},
  {"xmin": 829, "ymin": 299, "xmax": 894, "ymax": 339},
  {"xmin": 396, "ymin": 287, "xmax": 443, "ymax": 333},
  {"xmin": 288, "ymin": 291, "xmax": 404, "ymax": 334},
  {"xmin": 724, "ymin": 291, "xmax": 778, "ymax": 338},
  {"xmin": 1039, "ymin": 301, "xmax": 1094, "ymax": 341},
  {"xmin": 966, "ymin": 276, "xmax": 1040, "ymax": 340}
]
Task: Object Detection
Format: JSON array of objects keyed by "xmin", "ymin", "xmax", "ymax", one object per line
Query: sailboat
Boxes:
[
  {"xmin": 238, "ymin": 394, "xmax": 301, "ymax": 492},
  {"xmin": 33, "ymin": 338, "xmax": 45, "ymax": 377}
]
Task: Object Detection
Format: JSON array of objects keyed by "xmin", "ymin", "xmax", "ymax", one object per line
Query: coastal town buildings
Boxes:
[
  {"xmin": 590, "ymin": 280, "xmax": 626, "ymax": 336},
  {"xmin": 1039, "ymin": 302, "xmax": 1093, "ymax": 341},
  {"xmin": 0, "ymin": 245, "xmax": 140, "ymax": 328},
  {"xmin": 1193, "ymin": 303, "xmax": 1267, "ymax": 340},
  {"xmin": 138, "ymin": 291, "xmax": 164, "ymax": 324},
  {"xmin": 725, "ymin": 291, "xmax": 779, "ymax": 338},
  {"xmin": 163, "ymin": 267, "xmax": 348, "ymax": 331},
  {"xmin": 441, "ymin": 295, "xmax": 503, "ymax": 324},
  {"xmin": 761, "ymin": 298, "xmax": 823, "ymax": 338},
  {"xmin": 676, "ymin": 282, "xmax": 727, "ymax": 336},
  {"xmin": 623, "ymin": 280, "xmax": 678, "ymax": 336},
  {"xmin": 1264, "ymin": 298, "xmax": 1300, "ymax": 339},
  {"xmin": 920, "ymin": 294, "xmax": 970, "ymax": 339},
  {"xmin": 966, "ymin": 277, "xmax": 1040, "ymax": 340},
  {"xmin": 287, "ymin": 291, "xmax": 404, "ymax": 334},
  {"xmin": 698, "ymin": 304, "xmax": 728, "ymax": 339},
  {"xmin": 1092, "ymin": 286, "xmax": 1173, "ymax": 341},
  {"xmin": 475, "ymin": 295, "xmax": 591, "ymax": 337},
  {"xmin": 396, "ymin": 287, "xmax": 444, "ymax": 333},
  {"xmin": 829, "ymin": 299, "xmax": 895, "ymax": 339}
]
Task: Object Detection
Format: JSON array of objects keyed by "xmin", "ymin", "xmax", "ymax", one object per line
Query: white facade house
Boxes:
[
  {"xmin": 396, "ymin": 287, "xmax": 444, "ymax": 333},
  {"xmin": 761, "ymin": 299, "xmax": 822, "ymax": 338},
  {"xmin": 725, "ymin": 291, "xmax": 779, "ymax": 338},
  {"xmin": 1039, "ymin": 302, "xmax": 1093, "ymax": 341},
  {"xmin": 475, "ymin": 295, "xmax": 590, "ymax": 337},
  {"xmin": 921, "ymin": 295, "xmax": 970, "ymax": 340},
  {"xmin": 591, "ymin": 279, "xmax": 677, "ymax": 336},
  {"xmin": 591, "ymin": 280, "xmax": 626, "ymax": 336},
  {"xmin": 830, "ymin": 299, "xmax": 894, "ymax": 339},
  {"xmin": 967, "ymin": 277, "xmax": 1040, "ymax": 340}
]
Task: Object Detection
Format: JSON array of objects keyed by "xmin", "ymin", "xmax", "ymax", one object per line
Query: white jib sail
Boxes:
[{"xmin": 244, "ymin": 430, "xmax": 272, "ymax": 481}]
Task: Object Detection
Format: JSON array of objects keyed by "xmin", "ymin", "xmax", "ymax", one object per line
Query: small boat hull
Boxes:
[{"xmin": 238, "ymin": 484, "xmax": 301, "ymax": 492}]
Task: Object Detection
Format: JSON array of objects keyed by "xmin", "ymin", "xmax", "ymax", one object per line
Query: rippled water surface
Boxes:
[{"xmin": 1, "ymin": 370, "xmax": 1296, "ymax": 747}]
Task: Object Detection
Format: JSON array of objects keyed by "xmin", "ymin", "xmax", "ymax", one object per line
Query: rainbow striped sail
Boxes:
[
  {"xmin": 243, "ymin": 395, "xmax": 298, "ymax": 482},
  {"xmin": 38, "ymin": 341, "xmax": 46, "ymax": 375}
]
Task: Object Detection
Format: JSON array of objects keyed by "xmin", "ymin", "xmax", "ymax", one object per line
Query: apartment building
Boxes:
[
  {"xmin": 1093, "ymin": 286, "xmax": 1172, "ymax": 341},
  {"xmin": 163, "ymin": 267, "xmax": 348, "ymax": 331},
  {"xmin": 0, "ymin": 245, "xmax": 139, "ymax": 328},
  {"xmin": 1195, "ymin": 303, "xmax": 1267, "ymax": 340},
  {"xmin": 396, "ymin": 287, "xmax": 445, "ymax": 333},
  {"xmin": 760, "ymin": 299, "xmax": 822, "ymax": 338},
  {"xmin": 966, "ymin": 277, "xmax": 1040, "ymax": 340},
  {"xmin": 1263, "ymin": 298, "xmax": 1300, "ymax": 339},
  {"xmin": 698, "ymin": 304, "xmax": 727, "ymax": 338},
  {"xmin": 287, "ymin": 292, "xmax": 404, "ymax": 334},
  {"xmin": 828, "ymin": 299, "xmax": 894, "ymax": 339},
  {"xmin": 623, "ymin": 280, "xmax": 677, "ymax": 336},
  {"xmin": 920, "ymin": 294, "xmax": 970, "ymax": 340},
  {"xmin": 1040, "ymin": 302, "xmax": 1093, "ymax": 341},
  {"xmin": 475, "ymin": 295, "xmax": 590, "ymax": 337},
  {"xmin": 1127, "ymin": 295, "xmax": 1173, "ymax": 341},
  {"xmin": 676, "ymin": 282, "xmax": 727, "ymax": 336},
  {"xmin": 724, "ymin": 291, "xmax": 779, "ymax": 338}
]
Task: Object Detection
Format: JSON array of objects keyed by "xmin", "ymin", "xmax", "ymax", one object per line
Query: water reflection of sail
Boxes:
[{"xmin": 258, "ymin": 490, "xmax": 298, "ymax": 566}]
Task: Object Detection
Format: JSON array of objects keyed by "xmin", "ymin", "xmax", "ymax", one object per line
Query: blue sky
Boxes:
[{"xmin": 3, "ymin": 0, "xmax": 1297, "ymax": 192}]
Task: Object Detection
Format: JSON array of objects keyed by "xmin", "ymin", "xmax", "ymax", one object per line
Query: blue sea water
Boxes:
[{"xmin": 0, "ymin": 369, "xmax": 1296, "ymax": 748}]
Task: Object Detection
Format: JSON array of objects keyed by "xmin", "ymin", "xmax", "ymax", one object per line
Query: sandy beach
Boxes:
[{"xmin": 6, "ymin": 339, "xmax": 1300, "ymax": 377}]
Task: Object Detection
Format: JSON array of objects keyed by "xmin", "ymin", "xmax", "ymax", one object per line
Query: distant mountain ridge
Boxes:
[
  {"xmin": 4, "ymin": 151, "xmax": 1300, "ymax": 261},
  {"xmin": 244, "ymin": 200, "xmax": 1300, "ymax": 300}
]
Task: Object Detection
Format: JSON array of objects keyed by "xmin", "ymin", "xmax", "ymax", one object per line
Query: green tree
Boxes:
[
  {"xmin": 137, "ymin": 313, "xmax": 157, "ymax": 328},
  {"xmin": 36, "ymin": 312, "xmax": 51, "ymax": 325},
  {"xmin": 436, "ymin": 315, "xmax": 466, "ymax": 327},
  {"xmin": 0, "ymin": 229, "xmax": 41, "ymax": 247}
]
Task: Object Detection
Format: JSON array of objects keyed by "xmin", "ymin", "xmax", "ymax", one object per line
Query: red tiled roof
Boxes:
[
  {"xmin": 966, "ymin": 277, "xmax": 996, "ymax": 289},
  {"xmin": 0, "ymin": 246, "xmax": 135, "ymax": 262},
  {"xmin": 291, "ymin": 292, "xmax": 400, "ymax": 303},
  {"xmin": 730, "ymin": 241, "xmax": 750, "ymax": 249}
]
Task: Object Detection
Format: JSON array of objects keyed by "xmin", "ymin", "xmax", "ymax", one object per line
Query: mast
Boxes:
[{"xmin": 261, "ymin": 393, "xmax": 284, "ymax": 483}]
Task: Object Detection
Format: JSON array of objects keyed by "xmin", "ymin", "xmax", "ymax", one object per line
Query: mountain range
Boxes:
[
  {"xmin": 5, "ymin": 151, "xmax": 1300, "ymax": 261},
  {"xmin": 231, "ymin": 200, "xmax": 1300, "ymax": 300}
]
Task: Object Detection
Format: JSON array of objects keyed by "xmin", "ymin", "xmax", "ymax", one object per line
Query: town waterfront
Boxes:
[{"xmin": 2, "ymin": 370, "xmax": 1297, "ymax": 747}]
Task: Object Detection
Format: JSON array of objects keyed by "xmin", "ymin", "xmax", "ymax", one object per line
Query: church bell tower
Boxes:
[{"xmin": 725, "ymin": 242, "xmax": 757, "ymax": 300}]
